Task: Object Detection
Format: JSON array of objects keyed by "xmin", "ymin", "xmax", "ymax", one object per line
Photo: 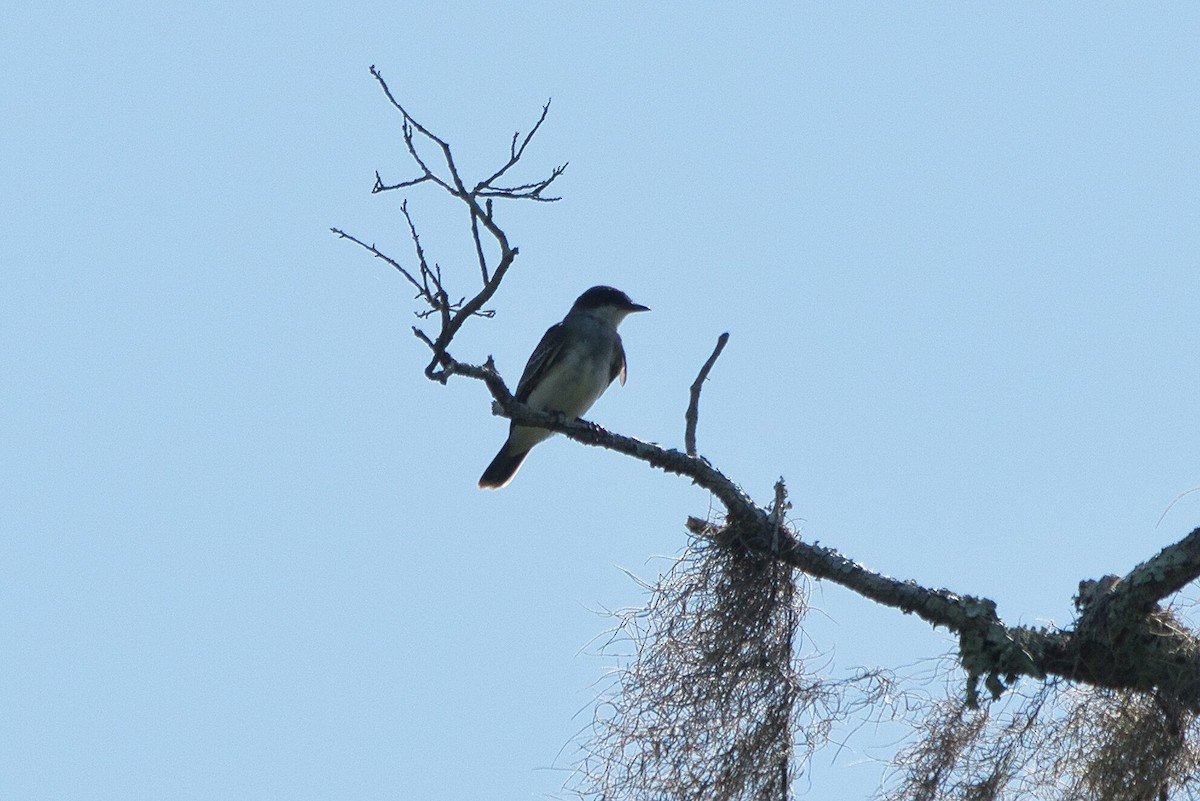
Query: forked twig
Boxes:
[{"xmin": 335, "ymin": 65, "xmax": 563, "ymax": 381}]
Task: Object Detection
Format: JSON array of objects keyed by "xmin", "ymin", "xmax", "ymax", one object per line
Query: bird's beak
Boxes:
[{"xmin": 627, "ymin": 302, "xmax": 651, "ymax": 313}]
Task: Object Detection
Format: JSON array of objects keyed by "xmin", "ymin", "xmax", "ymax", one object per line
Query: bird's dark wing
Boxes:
[
  {"xmin": 515, "ymin": 322, "xmax": 566, "ymax": 403},
  {"xmin": 611, "ymin": 336, "xmax": 627, "ymax": 386}
]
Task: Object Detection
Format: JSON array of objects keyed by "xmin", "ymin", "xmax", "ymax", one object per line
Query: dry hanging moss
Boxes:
[
  {"xmin": 575, "ymin": 532, "xmax": 896, "ymax": 801},
  {"xmin": 884, "ymin": 680, "xmax": 1200, "ymax": 801}
]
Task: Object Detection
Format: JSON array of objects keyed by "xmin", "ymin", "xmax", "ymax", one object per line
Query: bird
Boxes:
[{"xmin": 478, "ymin": 285, "xmax": 650, "ymax": 489}]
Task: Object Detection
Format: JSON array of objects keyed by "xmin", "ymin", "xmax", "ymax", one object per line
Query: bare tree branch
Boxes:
[
  {"xmin": 336, "ymin": 71, "xmax": 1200, "ymax": 716},
  {"xmin": 337, "ymin": 66, "xmax": 566, "ymax": 383},
  {"xmin": 1110, "ymin": 528, "xmax": 1200, "ymax": 618},
  {"xmin": 474, "ymin": 100, "xmax": 569, "ymax": 202},
  {"xmin": 329, "ymin": 226, "xmax": 426, "ymax": 300},
  {"xmin": 685, "ymin": 332, "xmax": 730, "ymax": 457}
]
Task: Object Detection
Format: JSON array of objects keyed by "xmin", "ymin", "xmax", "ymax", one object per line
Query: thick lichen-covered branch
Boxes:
[{"xmin": 469, "ymin": 349, "xmax": 1200, "ymax": 708}]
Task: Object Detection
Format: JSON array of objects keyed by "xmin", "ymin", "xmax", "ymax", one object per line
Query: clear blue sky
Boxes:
[{"xmin": 3, "ymin": 4, "xmax": 1199, "ymax": 799}]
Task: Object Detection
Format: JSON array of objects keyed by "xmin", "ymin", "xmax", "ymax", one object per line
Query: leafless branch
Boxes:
[
  {"xmin": 474, "ymin": 100, "xmax": 569, "ymax": 201},
  {"xmin": 458, "ymin": 358, "xmax": 1200, "ymax": 707},
  {"xmin": 685, "ymin": 332, "xmax": 730, "ymax": 457},
  {"xmin": 329, "ymin": 219, "xmax": 491, "ymax": 330},
  {"xmin": 329, "ymin": 227, "xmax": 424, "ymax": 296},
  {"xmin": 336, "ymin": 66, "xmax": 565, "ymax": 382},
  {"xmin": 337, "ymin": 70, "xmax": 1200, "ymax": 716}
]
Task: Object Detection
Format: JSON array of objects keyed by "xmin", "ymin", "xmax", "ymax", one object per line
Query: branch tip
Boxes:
[{"xmin": 684, "ymin": 332, "xmax": 731, "ymax": 457}]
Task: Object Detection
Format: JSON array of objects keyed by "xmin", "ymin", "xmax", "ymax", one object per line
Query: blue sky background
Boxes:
[{"xmin": 3, "ymin": 4, "xmax": 1199, "ymax": 799}]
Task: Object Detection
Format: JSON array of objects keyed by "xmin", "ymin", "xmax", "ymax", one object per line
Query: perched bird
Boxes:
[{"xmin": 478, "ymin": 285, "xmax": 650, "ymax": 489}]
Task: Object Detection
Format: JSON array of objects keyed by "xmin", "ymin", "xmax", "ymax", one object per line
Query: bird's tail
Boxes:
[{"xmin": 478, "ymin": 444, "xmax": 531, "ymax": 489}]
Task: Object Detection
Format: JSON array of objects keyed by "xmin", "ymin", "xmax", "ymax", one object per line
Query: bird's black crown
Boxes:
[{"xmin": 572, "ymin": 285, "xmax": 644, "ymax": 311}]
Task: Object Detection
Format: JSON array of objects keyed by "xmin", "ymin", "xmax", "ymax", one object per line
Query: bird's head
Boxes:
[{"xmin": 570, "ymin": 285, "xmax": 650, "ymax": 323}]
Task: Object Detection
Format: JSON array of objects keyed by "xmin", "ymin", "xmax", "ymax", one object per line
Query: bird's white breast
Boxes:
[
  {"xmin": 523, "ymin": 340, "xmax": 612, "ymax": 418},
  {"xmin": 505, "ymin": 310, "xmax": 624, "ymax": 455}
]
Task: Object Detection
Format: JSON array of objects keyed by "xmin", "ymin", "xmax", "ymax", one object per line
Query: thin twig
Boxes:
[
  {"xmin": 469, "ymin": 207, "xmax": 489, "ymax": 284},
  {"xmin": 475, "ymin": 99, "xmax": 563, "ymax": 194},
  {"xmin": 685, "ymin": 332, "xmax": 730, "ymax": 457},
  {"xmin": 768, "ymin": 478, "xmax": 791, "ymax": 553},
  {"xmin": 330, "ymin": 227, "xmax": 424, "ymax": 294},
  {"xmin": 370, "ymin": 65, "xmax": 467, "ymax": 198}
]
